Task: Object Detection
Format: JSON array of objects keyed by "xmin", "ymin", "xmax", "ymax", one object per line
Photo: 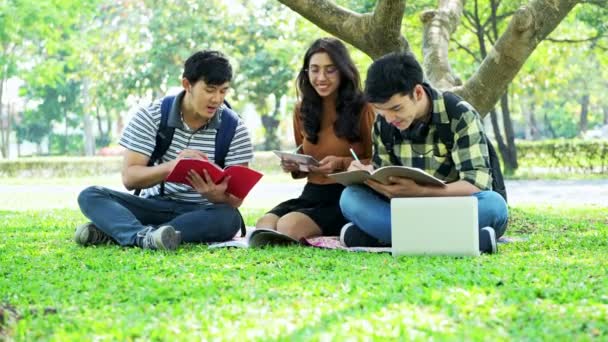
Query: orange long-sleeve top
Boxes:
[{"xmin": 293, "ymin": 100, "xmax": 375, "ymax": 185}]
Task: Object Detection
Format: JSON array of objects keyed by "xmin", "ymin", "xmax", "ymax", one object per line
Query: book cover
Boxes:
[
  {"xmin": 272, "ymin": 150, "xmax": 320, "ymax": 172},
  {"xmin": 328, "ymin": 165, "xmax": 446, "ymax": 187},
  {"xmin": 165, "ymin": 159, "xmax": 263, "ymax": 199}
]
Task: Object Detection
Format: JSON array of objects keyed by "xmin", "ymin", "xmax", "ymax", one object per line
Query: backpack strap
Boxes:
[
  {"xmin": 213, "ymin": 103, "xmax": 246, "ymax": 237},
  {"xmin": 214, "ymin": 104, "xmax": 238, "ymax": 169},
  {"xmin": 134, "ymin": 96, "xmax": 176, "ymax": 196},
  {"xmin": 376, "ymin": 116, "xmax": 403, "ymax": 166}
]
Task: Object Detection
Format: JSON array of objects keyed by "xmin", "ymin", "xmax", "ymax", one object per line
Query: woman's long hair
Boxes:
[{"xmin": 296, "ymin": 37, "xmax": 366, "ymax": 144}]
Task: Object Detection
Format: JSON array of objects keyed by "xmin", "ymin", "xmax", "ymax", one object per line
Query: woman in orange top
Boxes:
[{"xmin": 256, "ymin": 37, "xmax": 374, "ymax": 239}]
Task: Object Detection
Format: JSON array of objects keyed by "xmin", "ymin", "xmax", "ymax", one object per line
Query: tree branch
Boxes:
[
  {"xmin": 545, "ymin": 33, "xmax": 604, "ymax": 43},
  {"xmin": 420, "ymin": 0, "xmax": 466, "ymax": 88},
  {"xmin": 455, "ymin": 0, "xmax": 583, "ymax": 115},
  {"xmin": 276, "ymin": 0, "xmax": 408, "ymax": 59},
  {"xmin": 453, "ymin": 40, "xmax": 483, "ymax": 63}
]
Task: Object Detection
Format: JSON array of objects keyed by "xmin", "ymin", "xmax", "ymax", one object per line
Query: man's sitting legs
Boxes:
[
  {"xmin": 340, "ymin": 185, "xmax": 508, "ymax": 253},
  {"xmin": 77, "ymin": 186, "xmax": 240, "ymax": 250},
  {"xmin": 339, "ymin": 185, "xmax": 392, "ymax": 247}
]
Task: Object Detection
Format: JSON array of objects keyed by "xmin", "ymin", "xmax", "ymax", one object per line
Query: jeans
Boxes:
[
  {"xmin": 339, "ymin": 185, "xmax": 509, "ymax": 244},
  {"xmin": 78, "ymin": 186, "xmax": 241, "ymax": 246}
]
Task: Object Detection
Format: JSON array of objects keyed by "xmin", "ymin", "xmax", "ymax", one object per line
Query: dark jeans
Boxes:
[{"xmin": 77, "ymin": 186, "xmax": 241, "ymax": 246}]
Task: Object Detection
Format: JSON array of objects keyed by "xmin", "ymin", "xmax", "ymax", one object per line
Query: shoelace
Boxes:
[
  {"xmin": 137, "ymin": 226, "xmax": 156, "ymax": 249},
  {"xmin": 90, "ymin": 226, "xmax": 112, "ymax": 244}
]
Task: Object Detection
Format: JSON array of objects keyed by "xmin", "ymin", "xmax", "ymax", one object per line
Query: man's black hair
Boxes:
[
  {"xmin": 364, "ymin": 51, "xmax": 424, "ymax": 103},
  {"xmin": 183, "ymin": 50, "xmax": 232, "ymax": 85}
]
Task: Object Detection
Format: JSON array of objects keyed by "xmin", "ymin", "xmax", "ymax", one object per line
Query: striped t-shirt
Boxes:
[{"xmin": 119, "ymin": 91, "xmax": 254, "ymax": 204}]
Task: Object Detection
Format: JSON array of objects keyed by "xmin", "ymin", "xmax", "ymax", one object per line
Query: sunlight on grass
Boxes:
[{"xmin": 1, "ymin": 206, "xmax": 607, "ymax": 340}]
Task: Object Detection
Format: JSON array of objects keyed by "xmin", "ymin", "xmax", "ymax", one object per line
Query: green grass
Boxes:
[{"xmin": 1, "ymin": 206, "xmax": 607, "ymax": 340}]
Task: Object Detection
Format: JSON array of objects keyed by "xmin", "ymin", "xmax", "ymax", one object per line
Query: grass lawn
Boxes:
[{"xmin": 1, "ymin": 205, "xmax": 607, "ymax": 340}]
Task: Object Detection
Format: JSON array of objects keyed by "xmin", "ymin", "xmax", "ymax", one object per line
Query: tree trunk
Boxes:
[
  {"xmin": 489, "ymin": 109, "xmax": 509, "ymax": 167},
  {"xmin": 521, "ymin": 95, "xmax": 540, "ymax": 140},
  {"xmin": 96, "ymin": 106, "xmax": 113, "ymax": 147},
  {"xmin": 63, "ymin": 110, "xmax": 68, "ymax": 155},
  {"xmin": 579, "ymin": 94, "xmax": 589, "ymax": 135},
  {"xmin": 604, "ymin": 105, "xmax": 608, "ymax": 125},
  {"xmin": 82, "ymin": 79, "xmax": 96, "ymax": 156},
  {"xmin": 0, "ymin": 72, "xmax": 7, "ymax": 158},
  {"xmin": 544, "ymin": 113, "xmax": 557, "ymax": 139},
  {"xmin": 529, "ymin": 101, "xmax": 540, "ymax": 140},
  {"xmin": 278, "ymin": 0, "xmax": 582, "ymax": 116},
  {"xmin": 261, "ymin": 98, "xmax": 281, "ymax": 151},
  {"xmin": 0, "ymin": 101, "xmax": 11, "ymax": 159},
  {"xmin": 500, "ymin": 93, "xmax": 518, "ymax": 172}
]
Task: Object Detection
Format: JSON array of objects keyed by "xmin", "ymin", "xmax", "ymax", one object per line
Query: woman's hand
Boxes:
[
  {"xmin": 309, "ymin": 156, "xmax": 343, "ymax": 174},
  {"xmin": 280, "ymin": 159, "xmax": 300, "ymax": 173}
]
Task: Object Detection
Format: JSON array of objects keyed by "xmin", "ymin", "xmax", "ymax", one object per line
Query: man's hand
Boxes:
[
  {"xmin": 186, "ymin": 169, "xmax": 229, "ymax": 203},
  {"xmin": 309, "ymin": 156, "xmax": 343, "ymax": 174},
  {"xmin": 167, "ymin": 149, "xmax": 209, "ymax": 170},
  {"xmin": 347, "ymin": 160, "xmax": 374, "ymax": 172},
  {"xmin": 177, "ymin": 149, "xmax": 208, "ymax": 161},
  {"xmin": 365, "ymin": 176, "xmax": 431, "ymax": 199}
]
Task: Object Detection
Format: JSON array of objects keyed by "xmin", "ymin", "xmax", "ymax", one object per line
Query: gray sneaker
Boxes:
[
  {"xmin": 74, "ymin": 222, "xmax": 113, "ymax": 246},
  {"xmin": 479, "ymin": 227, "xmax": 497, "ymax": 254},
  {"xmin": 137, "ymin": 225, "xmax": 180, "ymax": 251}
]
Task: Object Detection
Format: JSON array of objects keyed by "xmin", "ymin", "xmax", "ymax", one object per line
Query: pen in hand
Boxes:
[
  {"xmin": 348, "ymin": 148, "xmax": 371, "ymax": 171},
  {"xmin": 349, "ymin": 148, "xmax": 360, "ymax": 162}
]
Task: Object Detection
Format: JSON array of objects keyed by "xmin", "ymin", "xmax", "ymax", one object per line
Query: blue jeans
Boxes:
[
  {"xmin": 339, "ymin": 185, "xmax": 509, "ymax": 244},
  {"xmin": 77, "ymin": 186, "xmax": 241, "ymax": 246}
]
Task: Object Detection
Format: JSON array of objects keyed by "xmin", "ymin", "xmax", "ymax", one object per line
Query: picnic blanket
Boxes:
[{"xmin": 209, "ymin": 227, "xmax": 523, "ymax": 253}]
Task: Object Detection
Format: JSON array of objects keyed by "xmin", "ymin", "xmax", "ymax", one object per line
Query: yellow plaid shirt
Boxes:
[{"xmin": 372, "ymin": 85, "xmax": 493, "ymax": 190}]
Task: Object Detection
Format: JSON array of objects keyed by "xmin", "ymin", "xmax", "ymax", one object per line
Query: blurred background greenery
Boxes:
[{"xmin": 0, "ymin": 0, "xmax": 606, "ymax": 177}]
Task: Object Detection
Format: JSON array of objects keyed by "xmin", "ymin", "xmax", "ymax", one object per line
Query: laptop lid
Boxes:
[{"xmin": 391, "ymin": 196, "xmax": 479, "ymax": 257}]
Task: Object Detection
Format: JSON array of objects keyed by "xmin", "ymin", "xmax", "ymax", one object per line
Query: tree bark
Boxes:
[
  {"xmin": 279, "ymin": 0, "xmax": 581, "ymax": 116},
  {"xmin": 456, "ymin": 0, "xmax": 581, "ymax": 115},
  {"xmin": 420, "ymin": 0, "xmax": 465, "ymax": 89},
  {"xmin": 276, "ymin": 0, "xmax": 409, "ymax": 58}
]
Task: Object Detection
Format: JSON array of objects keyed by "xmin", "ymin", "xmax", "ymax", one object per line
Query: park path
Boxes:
[{"xmin": 1, "ymin": 179, "xmax": 607, "ymax": 211}]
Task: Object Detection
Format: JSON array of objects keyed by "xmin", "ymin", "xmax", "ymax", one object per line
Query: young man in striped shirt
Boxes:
[
  {"xmin": 338, "ymin": 51, "xmax": 508, "ymax": 254},
  {"xmin": 75, "ymin": 50, "xmax": 254, "ymax": 251}
]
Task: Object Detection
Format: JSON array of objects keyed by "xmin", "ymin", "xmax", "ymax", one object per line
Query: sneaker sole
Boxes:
[
  {"xmin": 339, "ymin": 223, "xmax": 353, "ymax": 247},
  {"xmin": 155, "ymin": 226, "xmax": 180, "ymax": 251},
  {"xmin": 74, "ymin": 224, "xmax": 91, "ymax": 245},
  {"xmin": 487, "ymin": 228, "xmax": 497, "ymax": 254},
  {"xmin": 481, "ymin": 227, "xmax": 497, "ymax": 254}
]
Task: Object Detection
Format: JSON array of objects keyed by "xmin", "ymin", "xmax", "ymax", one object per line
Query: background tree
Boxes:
[
  {"xmin": 276, "ymin": 0, "xmax": 594, "ymax": 173},
  {"xmin": 228, "ymin": 2, "xmax": 302, "ymax": 150}
]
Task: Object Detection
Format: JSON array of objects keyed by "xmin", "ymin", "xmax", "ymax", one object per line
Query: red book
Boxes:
[{"xmin": 165, "ymin": 159, "xmax": 263, "ymax": 200}]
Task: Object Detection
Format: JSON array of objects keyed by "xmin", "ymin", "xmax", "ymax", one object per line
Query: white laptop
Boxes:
[{"xmin": 391, "ymin": 196, "xmax": 479, "ymax": 257}]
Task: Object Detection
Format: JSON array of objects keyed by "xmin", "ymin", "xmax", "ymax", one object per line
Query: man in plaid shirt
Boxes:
[{"xmin": 338, "ymin": 51, "xmax": 508, "ymax": 254}]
